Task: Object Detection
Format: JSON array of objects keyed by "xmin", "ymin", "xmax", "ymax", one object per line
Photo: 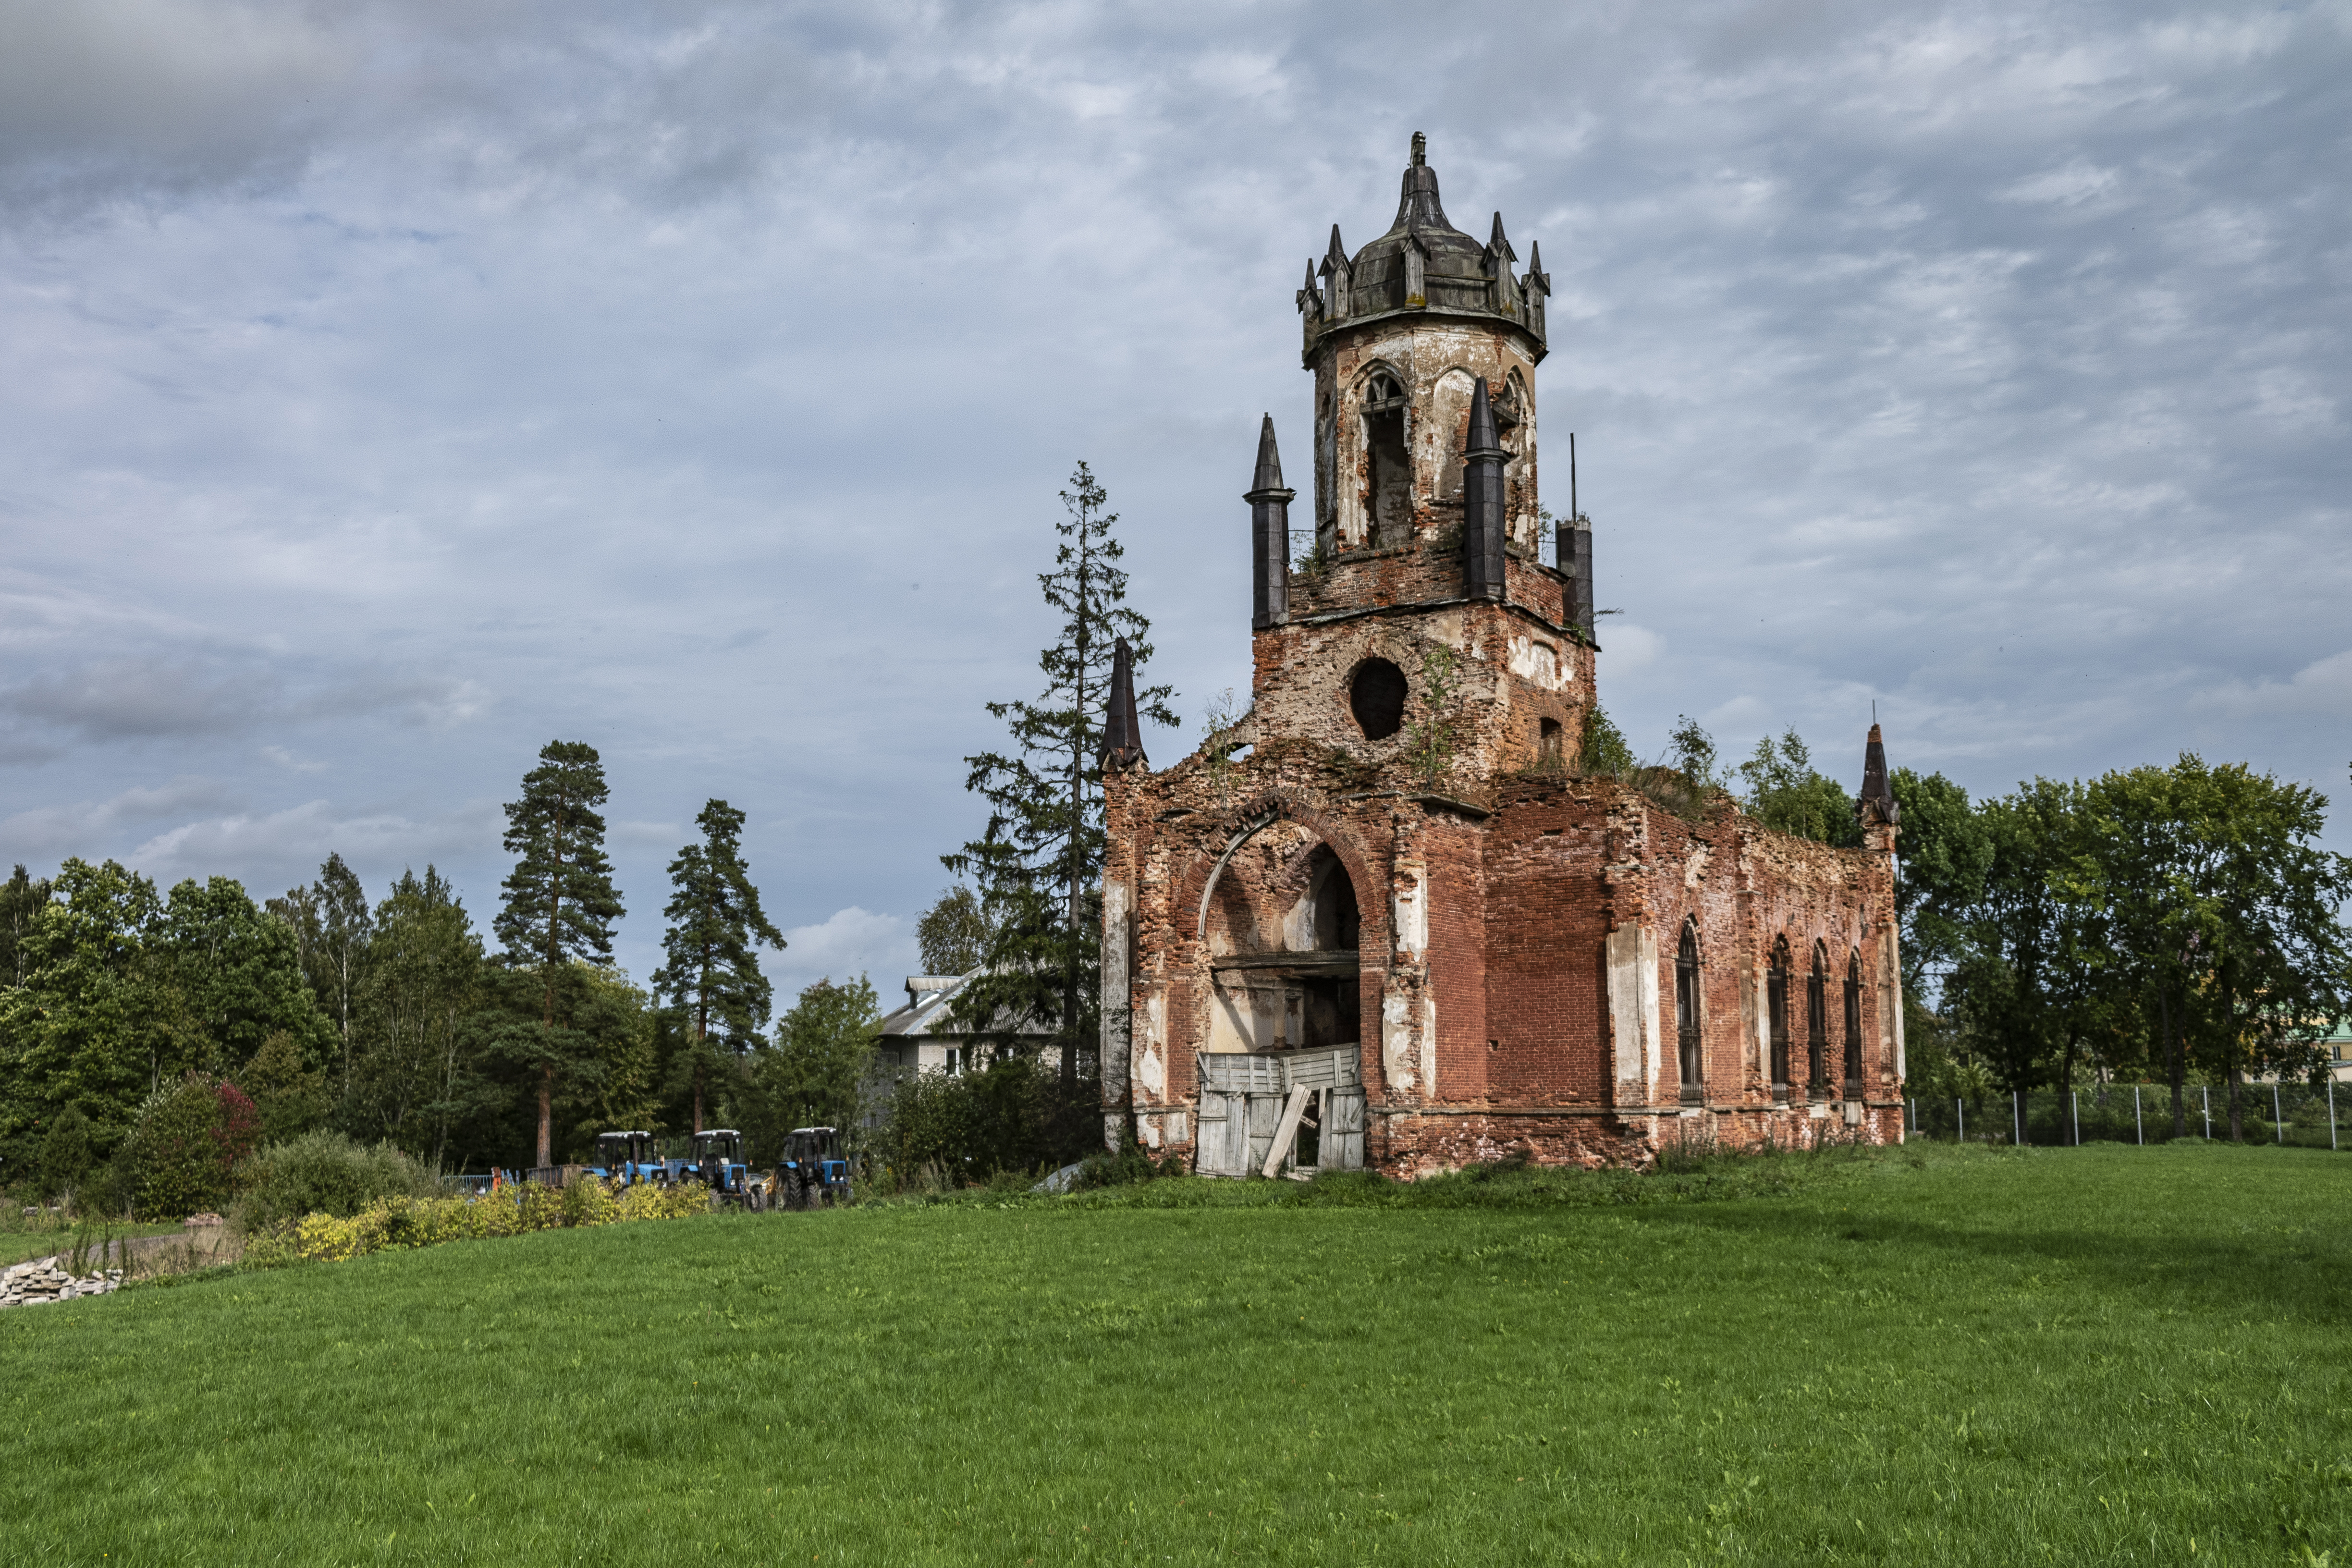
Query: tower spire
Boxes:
[
  {"xmin": 1855, "ymin": 723, "xmax": 1899, "ymax": 829},
  {"xmin": 1462, "ymin": 378, "xmax": 1506, "ymax": 602},
  {"xmin": 1101, "ymin": 637, "xmax": 1144, "ymax": 771},
  {"xmin": 1246, "ymin": 415, "xmax": 1295, "ymax": 631}
]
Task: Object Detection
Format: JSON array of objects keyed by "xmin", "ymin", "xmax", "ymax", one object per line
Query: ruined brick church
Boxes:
[{"xmin": 1095, "ymin": 135, "xmax": 1907, "ymax": 1176}]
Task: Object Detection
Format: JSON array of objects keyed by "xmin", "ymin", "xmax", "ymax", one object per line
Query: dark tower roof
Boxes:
[
  {"xmin": 1464, "ymin": 375, "xmax": 1501, "ymax": 457},
  {"xmin": 1249, "ymin": 414, "xmax": 1286, "ymax": 494},
  {"xmin": 1102, "ymin": 637, "xmax": 1145, "ymax": 771},
  {"xmin": 1302, "ymin": 132, "xmax": 1545, "ymax": 351}
]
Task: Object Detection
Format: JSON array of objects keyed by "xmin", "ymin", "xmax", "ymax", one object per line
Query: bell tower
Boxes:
[{"xmin": 1247, "ymin": 134, "xmax": 1593, "ymax": 779}]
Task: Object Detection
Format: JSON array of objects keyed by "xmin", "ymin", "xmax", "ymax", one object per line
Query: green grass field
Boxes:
[{"xmin": 4, "ymin": 1142, "xmax": 2347, "ymax": 1566}]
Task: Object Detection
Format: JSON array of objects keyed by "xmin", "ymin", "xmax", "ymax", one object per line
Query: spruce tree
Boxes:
[
  {"xmin": 491, "ymin": 741, "xmax": 625, "ymax": 1167},
  {"xmin": 946, "ymin": 461, "xmax": 1175, "ymax": 1090},
  {"xmin": 653, "ymin": 799, "xmax": 787, "ymax": 1135}
]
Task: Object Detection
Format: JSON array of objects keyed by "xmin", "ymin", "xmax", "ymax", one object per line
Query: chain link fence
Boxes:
[{"xmin": 1908, "ymin": 1081, "xmax": 2346, "ymax": 1149}]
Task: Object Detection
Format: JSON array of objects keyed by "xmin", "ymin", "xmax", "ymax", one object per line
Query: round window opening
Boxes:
[{"xmin": 1349, "ymin": 658, "xmax": 1408, "ymax": 740}]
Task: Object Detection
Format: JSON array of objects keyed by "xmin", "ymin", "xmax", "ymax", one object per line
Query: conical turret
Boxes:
[
  {"xmin": 1101, "ymin": 637, "xmax": 1145, "ymax": 771},
  {"xmin": 1855, "ymin": 724, "xmax": 1899, "ymax": 829},
  {"xmin": 1245, "ymin": 415, "xmax": 1295, "ymax": 631},
  {"xmin": 1462, "ymin": 378, "xmax": 1506, "ymax": 601}
]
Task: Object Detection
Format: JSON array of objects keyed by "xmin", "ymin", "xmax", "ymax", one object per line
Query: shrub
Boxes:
[
  {"xmin": 280, "ymin": 1177, "xmax": 713, "ymax": 1264},
  {"xmin": 35, "ymin": 1106, "xmax": 97, "ymax": 1202},
  {"xmin": 874, "ymin": 1054, "xmax": 1097, "ymax": 1183},
  {"xmin": 121, "ymin": 1075, "xmax": 261, "ymax": 1220},
  {"xmin": 232, "ymin": 1130, "xmax": 445, "ymax": 1234}
]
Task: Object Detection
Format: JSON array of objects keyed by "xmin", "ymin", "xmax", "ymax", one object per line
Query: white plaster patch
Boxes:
[
  {"xmin": 1684, "ymin": 845, "xmax": 1711, "ymax": 888},
  {"xmin": 1140, "ymin": 1116, "xmax": 1163, "ymax": 1150},
  {"xmin": 1282, "ymin": 891, "xmax": 1314, "ymax": 951},
  {"xmin": 1382, "ymin": 988, "xmax": 1416, "ymax": 1092},
  {"xmin": 1605, "ymin": 924, "xmax": 1659, "ymax": 1090},
  {"xmin": 1391, "ymin": 859, "xmax": 1427, "ymax": 957},
  {"xmin": 1506, "ymin": 634, "xmax": 1568, "ymax": 691},
  {"xmin": 1139, "ymin": 1045, "xmax": 1165, "ymax": 1097}
]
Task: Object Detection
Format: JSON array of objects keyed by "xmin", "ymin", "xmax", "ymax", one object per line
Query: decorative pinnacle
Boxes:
[
  {"xmin": 1464, "ymin": 377, "xmax": 1503, "ymax": 458},
  {"xmin": 1411, "ymin": 131, "xmax": 1426, "ymax": 167},
  {"xmin": 1101, "ymin": 638, "xmax": 1144, "ymax": 771},
  {"xmin": 1855, "ymin": 722, "xmax": 1900, "ymax": 830},
  {"xmin": 1486, "ymin": 211, "xmax": 1516, "ymax": 264},
  {"xmin": 1247, "ymin": 414, "xmax": 1291, "ymax": 498}
]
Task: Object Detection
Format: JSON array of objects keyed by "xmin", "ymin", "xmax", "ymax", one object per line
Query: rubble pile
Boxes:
[{"xmin": 0, "ymin": 1255, "xmax": 122, "ymax": 1309}]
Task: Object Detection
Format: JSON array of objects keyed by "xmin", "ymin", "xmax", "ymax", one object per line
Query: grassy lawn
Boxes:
[{"xmin": 3, "ymin": 1141, "xmax": 2347, "ymax": 1566}]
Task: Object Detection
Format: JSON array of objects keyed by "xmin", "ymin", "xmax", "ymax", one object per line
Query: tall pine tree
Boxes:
[
  {"xmin": 945, "ymin": 462, "xmax": 1175, "ymax": 1089},
  {"xmin": 653, "ymin": 799, "xmax": 787, "ymax": 1135},
  {"xmin": 491, "ymin": 741, "xmax": 625, "ymax": 1167}
]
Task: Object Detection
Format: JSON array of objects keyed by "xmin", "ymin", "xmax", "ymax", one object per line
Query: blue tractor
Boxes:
[
  {"xmin": 595, "ymin": 1130, "xmax": 660, "ymax": 1187},
  {"xmin": 693, "ymin": 1129, "xmax": 756, "ymax": 1207},
  {"xmin": 777, "ymin": 1126, "xmax": 849, "ymax": 1209}
]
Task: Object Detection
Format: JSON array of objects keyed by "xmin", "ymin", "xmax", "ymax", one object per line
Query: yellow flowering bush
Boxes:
[{"xmin": 282, "ymin": 1178, "xmax": 713, "ymax": 1263}]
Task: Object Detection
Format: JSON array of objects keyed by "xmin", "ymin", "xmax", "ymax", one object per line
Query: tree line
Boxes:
[{"xmin": 0, "ymin": 745, "xmax": 881, "ymax": 1200}]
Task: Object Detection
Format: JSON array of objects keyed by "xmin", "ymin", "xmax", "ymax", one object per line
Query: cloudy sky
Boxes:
[{"xmin": 3, "ymin": 0, "xmax": 2347, "ymax": 996}]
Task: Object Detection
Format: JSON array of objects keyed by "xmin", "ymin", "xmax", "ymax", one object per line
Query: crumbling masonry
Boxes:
[{"xmin": 1098, "ymin": 135, "xmax": 1906, "ymax": 1175}]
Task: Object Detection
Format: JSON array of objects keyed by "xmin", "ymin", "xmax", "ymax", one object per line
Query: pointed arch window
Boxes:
[
  {"xmin": 1806, "ymin": 942, "xmax": 1829, "ymax": 1095},
  {"xmin": 1362, "ymin": 370, "xmax": 1411, "ymax": 548},
  {"xmin": 1767, "ymin": 937, "xmax": 1791, "ymax": 1102},
  {"xmin": 1844, "ymin": 947, "xmax": 1864, "ymax": 1093},
  {"xmin": 1675, "ymin": 919, "xmax": 1703, "ymax": 1104}
]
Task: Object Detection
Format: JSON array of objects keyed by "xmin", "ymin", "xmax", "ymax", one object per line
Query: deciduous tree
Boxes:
[
  {"xmin": 915, "ymin": 886, "xmax": 991, "ymax": 976},
  {"xmin": 350, "ymin": 867, "xmax": 491, "ymax": 1169}
]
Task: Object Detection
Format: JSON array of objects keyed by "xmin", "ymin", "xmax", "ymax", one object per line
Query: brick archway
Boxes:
[
  {"xmin": 1174, "ymin": 788, "xmax": 1387, "ymax": 958},
  {"xmin": 1169, "ymin": 790, "xmax": 1390, "ymax": 1169}
]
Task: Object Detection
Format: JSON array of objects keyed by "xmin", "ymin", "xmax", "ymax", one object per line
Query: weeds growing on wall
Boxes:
[
  {"xmin": 1406, "ymin": 638, "xmax": 1461, "ymax": 787},
  {"xmin": 1198, "ymin": 689, "xmax": 1244, "ymax": 805}
]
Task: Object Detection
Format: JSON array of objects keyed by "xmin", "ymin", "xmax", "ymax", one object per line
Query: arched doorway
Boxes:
[{"xmin": 1193, "ymin": 827, "xmax": 1366, "ymax": 1177}]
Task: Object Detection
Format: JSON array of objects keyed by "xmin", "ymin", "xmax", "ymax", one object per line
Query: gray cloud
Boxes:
[
  {"xmin": 0, "ymin": 659, "xmax": 272, "ymax": 738},
  {"xmin": 0, "ymin": 657, "xmax": 488, "ymax": 743},
  {"xmin": 0, "ymin": 0, "xmax": 352, "ymax": 209}
]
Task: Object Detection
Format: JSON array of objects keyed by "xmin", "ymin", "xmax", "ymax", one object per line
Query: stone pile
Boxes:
[{"xmin": 0, "ymin": 1255, "xmax": 122, "ymax": 1309}]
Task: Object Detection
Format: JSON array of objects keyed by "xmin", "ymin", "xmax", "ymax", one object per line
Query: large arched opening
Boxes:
[{"xmin": 1192, "ymin": 818, "xmax": 1367, "ymax": 1177}]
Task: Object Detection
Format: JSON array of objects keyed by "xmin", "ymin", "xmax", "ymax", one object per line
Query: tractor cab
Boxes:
[
  {"xmin": 596, "ymin": 1130, "xmax": 658, "ymax": 1186},
  {"xmin": 778, "ymin": 1126, "xmax": 849, "ymax": 1208},
  {"xmin": 693, "ymin": 1129, "xmax": 751, "ymax": 1204}
]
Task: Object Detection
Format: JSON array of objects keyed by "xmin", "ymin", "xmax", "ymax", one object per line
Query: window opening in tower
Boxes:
[{"xmin": 1363, "ymin": 372, "xmax": 1411, "ymax": 548}]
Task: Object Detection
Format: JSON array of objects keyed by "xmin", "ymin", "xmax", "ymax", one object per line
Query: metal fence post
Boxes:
[
  {"xmin": 2204, "ymin": 1085, "xmax": 2212, "ymax": 1140},
  {"xmin": 2071, "ymin": 1090, "xmax": 2080, "ymax": 1146},
  {"xmin": 1908, "ymin": 1097, "xmax": 1916, "ymax": 1134},
  {"xmin": 2331, "ymin": 1080, "xmax": 2339, "ymax": 1152},
  {"xmin": 1957, "ymin": 1099, "xmax": 1964, "ymax": 1143},
  {"xmin": 2274, "ymin": 1080, "xmax": 2284, "ymax": 1144},
  {"xmin": 2134, "ymin": 1085, "xmax": 2143, "ymax": 1146},
  {"xmin": 2014, "ymin": 1090, "xmax": 2025, "ymax": 1148}
]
